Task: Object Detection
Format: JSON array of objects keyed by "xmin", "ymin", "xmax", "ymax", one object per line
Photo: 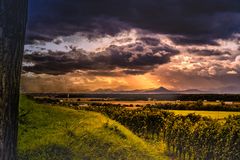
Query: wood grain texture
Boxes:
[{"xmin": 0, "ymin": 0, "xmax": 28, "ymax": 159}]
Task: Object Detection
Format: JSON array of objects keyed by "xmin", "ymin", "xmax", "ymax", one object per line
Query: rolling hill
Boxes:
[{"xmin": 18, "ymin": 96, "xmax": 167, "ymax": 160}]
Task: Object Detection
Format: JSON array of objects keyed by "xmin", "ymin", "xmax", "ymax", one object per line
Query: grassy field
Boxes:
[
  {"xmin": 18, "ymin": 96, "xmax": 167, "ymax": 160},
  {"xmin": 169, "ymin": 110, "xmax": 240, "ymax": 119}
]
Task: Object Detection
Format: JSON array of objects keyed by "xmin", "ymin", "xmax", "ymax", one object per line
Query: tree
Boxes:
[{"xmin": 0, "ymin": 0, "xmax": 28, "ymax": 159}]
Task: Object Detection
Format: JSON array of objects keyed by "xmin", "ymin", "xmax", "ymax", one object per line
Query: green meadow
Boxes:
[{"xmin": 18, "ymin": 96, "xmax": 167, "ymax": 160}]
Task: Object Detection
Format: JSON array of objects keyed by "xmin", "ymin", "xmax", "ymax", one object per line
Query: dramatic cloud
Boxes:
[
  {"xmin": 23, "ymin": 42, "xmax": 179, "ymax": 75},
  {"xmin": 188, "ymin": 49, "xmax": 231, "ymax": 57},
  {"xmin": 171, "ymin": 36, "xmax": 220, "ymax": 46},
  {"xmin": 22, "ymin": 1, "xmax": 240, "ymax": 92},
  {"xmin": 152, "ymin": 66, "xmax": 240, "ymax": 91},
  {"xmin": 28, "ymin": 0, "xmax": 240, "ymax": 45},
  {"xmin": 139, "ymin": 37, "xmax": 161, "ymax": 46}
]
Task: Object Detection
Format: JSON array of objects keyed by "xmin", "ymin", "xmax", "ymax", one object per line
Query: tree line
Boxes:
[{"xmin": 144, "ymin": 100, "xmax": 240, "ymax": 112}]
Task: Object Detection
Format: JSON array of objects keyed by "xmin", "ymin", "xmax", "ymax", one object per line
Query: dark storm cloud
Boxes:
[
  {"xmin": 188, "ymin": 49, "xmax": 231, "ymax": 56},
  {"xmin": 139, "ymin": 37, "xmax": 160, "ymax": 46},
  {"xmin": 23, "ymin": 43, "xmax": 179, "ymax": 75},
  {"xmin": 28, "ymin": 0, "xmax": 240, "ymax": 44},
  {"xmin": 26, "ymin": 32, "xmax": 53, "ymax": 44},
  {"xmin": 171, "ymin": 37, "xmax": 220, "ymax": 46}
]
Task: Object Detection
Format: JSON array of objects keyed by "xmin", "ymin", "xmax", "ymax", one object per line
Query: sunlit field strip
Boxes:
[{"xmin": 169, "ymin": 110, "xmax": 240, "ymax": 119}]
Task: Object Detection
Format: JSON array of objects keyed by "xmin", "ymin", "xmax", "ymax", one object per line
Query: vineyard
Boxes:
[{"xmin": 71, "ymin": 105, "xmax": 240, "ymax": 160}]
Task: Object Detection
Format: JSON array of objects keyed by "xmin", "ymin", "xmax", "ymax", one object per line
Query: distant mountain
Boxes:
[
  {"xmin": 145, "ymin": 87, "xmax": 173, "ymax": 93},
  {"xmin": 146, "ymin": 87, "xmax": 207, "ymax": 94},
  {"xmin": 123, "ymin": 89, "xmax": 145, "ymax": 93},
  {"xmin": 179, "ymin": 86, "xmax": 240, "ymax": 94},
  {"xmin": 94, "ymin": 88, "xmax": 146, "ymax": 94},
  {"xmin": 93, "ymin": 87, "xmax": 208, "ymax": 94},
  {"xmin": 92, "ymin": 86, "xmax": 240, "ymax": 94}
]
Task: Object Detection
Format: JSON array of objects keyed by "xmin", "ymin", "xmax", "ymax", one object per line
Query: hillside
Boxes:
[{"xmin": 18, "ymin": 96, "xmax": 167, "ymax": 160}]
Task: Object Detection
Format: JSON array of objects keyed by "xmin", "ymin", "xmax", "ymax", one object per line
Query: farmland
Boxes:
[
  {"xmin": 25, "ymin": 94, "xmax": 240, "ymax": 159},
  {"xmin": 73, "ymin": 100, "xmax": 240, "ymax": 119},
  {"xmin": 31, "ymin": 95, "xmax": 240, "ymax": 119},
  {"xmin": 69, "ymin": 102, "xmax": 240, "ymax": 160}
]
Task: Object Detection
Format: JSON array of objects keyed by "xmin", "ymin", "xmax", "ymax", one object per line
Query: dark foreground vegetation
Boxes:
[{"xmin": 71, "ymin": 105, "xmax": 240, "ymax": 160}]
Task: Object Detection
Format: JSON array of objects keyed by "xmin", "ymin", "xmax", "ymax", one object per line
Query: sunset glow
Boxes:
[{"xmin": 22, "ymin": 0, "xmax": 240, "ymax": 93}]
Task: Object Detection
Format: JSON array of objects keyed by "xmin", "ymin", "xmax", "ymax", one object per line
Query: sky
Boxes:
[{"xmin": 22, "ymin": 0, "xmax": 240, "ymax": 93}]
